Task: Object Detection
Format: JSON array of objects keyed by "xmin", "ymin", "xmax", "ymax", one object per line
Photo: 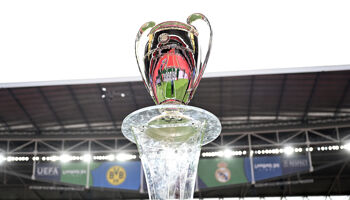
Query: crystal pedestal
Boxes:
[{"xmin": 122, "ymin": 105, "xmax": 221, "ymax": 200}]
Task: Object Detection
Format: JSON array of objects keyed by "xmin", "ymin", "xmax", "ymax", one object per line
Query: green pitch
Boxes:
[{"xmin": 156, "ymin": 79, "xmax": 189, "ymax": 103}]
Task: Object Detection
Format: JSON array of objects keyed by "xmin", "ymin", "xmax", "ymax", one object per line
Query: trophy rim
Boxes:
[
  {"xmin": 121, "ymin": 104, "xmax": 221, "ymax": 146},
  {"xmin": 148, "ymin": 21, "xmax": 198, "ymax": 35}
]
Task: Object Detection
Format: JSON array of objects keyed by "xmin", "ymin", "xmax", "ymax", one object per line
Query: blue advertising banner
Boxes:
[
  {"xmin": 35, "ymin": 161, "xmax": 141, "ymax": 190},
  {"xmin": 281, "ymin": 156, "xmax": 309, "ymax": 175},
  {"xmin": 33, "ymin": 156, "xmax": 309, "ymax": 190},
  {"xmin": 35, "ymin": 163, "xmax": 61, "ymax": 181},
  {"xmin": 244, "ymin": 156, "xmax": 282, "ymax": 182},
  {"xmin": 91, "ymin": 161, "xmax": 141, "ymax": 190},
  {"xmin": 244, "ymin": 155, "xmax": 310, "ymax": 182}
]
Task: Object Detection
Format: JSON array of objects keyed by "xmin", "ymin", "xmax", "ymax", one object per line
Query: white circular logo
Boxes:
[{"xmin": 215, "ymin": 162, "xmax": 231, "ymax": 183}]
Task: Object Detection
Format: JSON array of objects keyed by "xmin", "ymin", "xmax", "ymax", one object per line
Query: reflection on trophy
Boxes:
[
  {"xmin": 136, "ymin": 13, "xmax": 212, "ymax": 105},
  {"xmin": 122, "ymin": 13, "xmax": 221, "ymax": 200}
]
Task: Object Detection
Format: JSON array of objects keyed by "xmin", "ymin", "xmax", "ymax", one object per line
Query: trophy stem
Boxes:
[
  {"xmin": 138, "ymin": 138, "xmax": 202, "ymax": 199},
  {"xmin": 122, "ymin": 105, "xmax": 221, "ymax": 200}
]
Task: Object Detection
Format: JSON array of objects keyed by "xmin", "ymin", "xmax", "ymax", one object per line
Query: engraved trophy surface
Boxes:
[{"xmin": 122, "ymin": 13, "xmax": 221, "ymax": 200}]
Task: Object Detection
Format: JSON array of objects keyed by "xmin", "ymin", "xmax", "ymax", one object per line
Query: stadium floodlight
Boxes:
[
  {"xmin": 116, "ymin": 153, "xmax": 136, "ymax": 161},
  {"xmin": 0, "ymin": 154, "xmax": 5, "ymax": 164},
  {"xmin": 344, "ymin": 143, "xmax": 350, "ymax": 152},
  {"xmin": 216, "ymin": 151, "xmax": 223, "ymax": 157},
  {"xmin": 6, "ymin": 156, "xmax": 14, "ymax": 162},
  {"xmin": 60, "ymin": 154, "xmax": 72, "ymax": 163},
  {"xmin": 82, "ymin": 154, "xmax": 92, "ymax": 163},
  {"xmin": 223, "ymin": 149, "xmax": 232, "ymax": 158},
  {"xmin": 106, "ymin": 154, "xmax": 115, "ymax": 161},
  {"xmin": 284, "ymin": 146, "xmax": 294, "ymax": 156},
  {"xmin": 48, "ymin": 156, "xmax": 59, "ymax": 162}
]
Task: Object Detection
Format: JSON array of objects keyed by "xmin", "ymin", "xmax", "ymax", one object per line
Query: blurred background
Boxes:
[
  {"xmin": 1, "ymin": 0, "xmax": 350, "ymax": 199},
  {"xmin": 1, "ymin": 70, "xmax": 350, "ymax": 199}
]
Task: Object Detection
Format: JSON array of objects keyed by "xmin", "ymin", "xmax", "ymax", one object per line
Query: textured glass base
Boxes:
[{"xmin": 122, "ymin": 105, "xmax": 221, "ymax": 200}]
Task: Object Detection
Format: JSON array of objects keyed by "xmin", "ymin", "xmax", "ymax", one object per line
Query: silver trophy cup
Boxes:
[
  {"xmin": 122, "ymin": 13, "xmax": 221, "ymax": 200},
  {"xmin": 135, "ymin": 13, "xmax": 212, "ymax": 105}
]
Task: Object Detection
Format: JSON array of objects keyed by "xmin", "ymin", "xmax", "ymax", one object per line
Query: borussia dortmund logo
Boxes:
[{"xmin": 106, "ymin": 166, "xmax": 126, "ymax": 185}]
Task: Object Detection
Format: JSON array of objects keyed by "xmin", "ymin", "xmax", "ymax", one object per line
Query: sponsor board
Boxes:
[
  {"xmin": 35, "ymin": 163, "xmax": 60, "ymax": 181},
  {"xmin": 35, "ymin": 161, "xmax": 141, "ymax": 190},
  {"xmin": 281, "ymin": 156, "xmax": 309, "ymax": 174},
  {"xmin": 198, "ymin": 158, "xmax": 248, "ymax": 188},
  {"xmin": 91, "ymin": 161, "xmax": 141, "ymax": 190},
  {"xmin": 34, "ymin": 156, "xmax": 310, "ymax": 190},
  {"xmin": 244, "ymin": 156, "xmax": 282, "ymax": 182},
  {"xmin": 244, "ymin": 155, "xmax": 310, "ymax": 183},
  {"xmin": 199, "ymin": 155, "xmax": 310, "ymax": 188}
]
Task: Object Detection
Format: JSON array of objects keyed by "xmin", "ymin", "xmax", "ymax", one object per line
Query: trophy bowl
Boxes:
[{"xmin": 135, "ymin": 13, "xmax": 212, "ymax": 105}]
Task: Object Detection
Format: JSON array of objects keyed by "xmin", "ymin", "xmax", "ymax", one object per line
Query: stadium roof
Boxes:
[
  {"xmin": 0, "ymin": 69, "xmax": 350, "ymax": 199},
  {"xmin": 1, "ymin": 69, "xmax": 350, "ymax": 137}
]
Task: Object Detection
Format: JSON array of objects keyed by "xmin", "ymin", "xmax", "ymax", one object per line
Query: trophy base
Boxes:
[
  {"xmin": 122, "ymin": 105, "xmax": 221, "ymax": 200},
  {"xmin": 122, "ymin": 105, "xmax": 221, "ymax": 145}
]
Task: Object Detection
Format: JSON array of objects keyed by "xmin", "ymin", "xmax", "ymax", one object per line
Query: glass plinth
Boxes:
[{"xmin": 122, "ymin": 105, "xmax": 221, "ymax": 200}]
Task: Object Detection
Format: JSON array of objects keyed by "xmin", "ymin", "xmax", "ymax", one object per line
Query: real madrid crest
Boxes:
[{"xmin": 215, "ymin": 162, "xmax": 231, "ymax": 183}]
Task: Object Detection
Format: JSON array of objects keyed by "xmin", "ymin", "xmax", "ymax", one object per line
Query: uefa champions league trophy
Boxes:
[{"xmin": 122, "ymin": 13, "xmax": 221, "ymax": 200}]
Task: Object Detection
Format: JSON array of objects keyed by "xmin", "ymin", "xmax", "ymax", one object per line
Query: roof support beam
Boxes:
[
  {"xmin": 251, "ymin": 133, "xmax": 277, "ymax": 144},
  {"xmin": 31, "ymin": 190, "xmax": 44, "ymax": 200},
  {"xmin": 10, "ymin": 140, "xmax": 34, "ymax": 153},
  {"xmin": 7, "ymin": 89, "xmax": 41, "ymax": 134},
  {"xmin": 280, "ymin": 130, "xmax": 304, "ymax": 144},
  {"xmin": 92, "ymin": 139, "xmax": 114, "ymax": 151},
  {"xmin": 334, "ymin": 80, "xmax": 350, "ymax": 117},
  {"xmin": 39, "ymin": 141, "xmax": 61, "ymax": 152},
  {"xmin": 308, "ymin": 129, "xmax": 338, "ymax": 142},
  {"xmin": 0, "ymin": 115, "xmax": 10, "ymax": 132},
  {"xmin": 327, "ymin": 161, "xmax": 348, "ymax": 194},
  {"xmin": 66, "ymin": 86, "xmax": 92, "ymax": 131},
  {"xmin": 0, "ymin": 124, "xmax": 349, "ymax": 154},
  {"xmin": 1, "ymin": 118, "xmax": 350, "ymax": 140},
  {"xmin": 247, "ymin": 76, "xmax": 255, "ymax": 122},
  {"xmin": 65, "ymin": 140, "xmax": 88, "ymax": 151},
  {"xmin": 37, "ymin": 88, "xmax": 65, "ymax": 131},
  {"xmin": 302, "ymin": 73, "xmax": 320, "ymax": 121},
  {"xmin": 275, "ymin": 74, "xmax": 287, "ymax": 120},
  {"xmin": 225, "ymin": 134, "xmax": 246, "ymax": 146},
  {"xmin": 97, "ymin": 84, "xmax": 118, "ymax": 130}
]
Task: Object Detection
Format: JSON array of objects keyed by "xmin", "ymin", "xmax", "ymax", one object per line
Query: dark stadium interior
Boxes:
[{"xmin": 1, "ymin": 70, "xmax": 350, "ymax": 199}]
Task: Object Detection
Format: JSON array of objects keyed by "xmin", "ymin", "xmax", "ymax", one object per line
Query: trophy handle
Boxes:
[
  {"xmin": 187, "ymin": 13, "xmax": 213, "ymax": 90},
  {"xmin": 135, "ymin": 21, "xmax": 156, "ymax": 98}
]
